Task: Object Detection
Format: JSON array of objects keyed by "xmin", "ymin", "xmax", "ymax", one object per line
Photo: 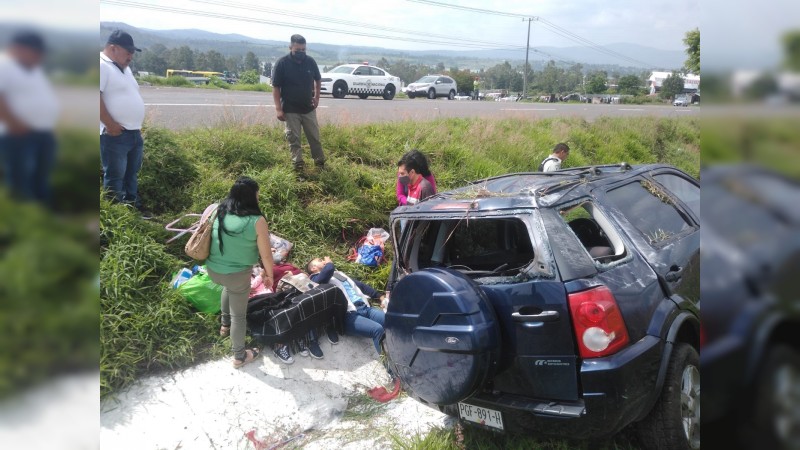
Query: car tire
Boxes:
[
  {"xmin": 383, "ymin": 84, "xmax": 396, "ymax": 100},
  {"xmin": 740, "ymin": 344, "xmax": 800, "ymax": 449},
  {"xmin": 358, "ymin": 93, "xmax": 368, "ymax": 99},
  {"xmin": 448, "ymin": 90, "xmax": 455, "ymax": 100},
  {"xmin": 332, "ymin": 80, "xmax": 348, "ymax": 99},
  {"xmin": 428, "ymin": 89, "xmax": 436, "ymax": 100},
  {"xmin": 636, "ymin": 343, "xmax": 700, "ymax": 450},
  {"xmin": 407, "ymin": 92, "xmax": 415, "ymax": 99}
]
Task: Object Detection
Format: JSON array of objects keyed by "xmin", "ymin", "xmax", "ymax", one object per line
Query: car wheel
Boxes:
[
  {"xmin": 383, "ymin": 84, "xmax": 396, "ymax": 100},
  {"xmin": 448, "ymin": 90, "xmax": 455, "ymax": 100},
  {"xmin": 637, "ymin": 343, "xmax": 700, "ymax": 450},
  {"xmin": 428, "ymin": 88, "xmax": 436, "ymax": 100},
  {"xmin": 358, "ymin": 93, "xmax": 368, "ymax": 99},
  {"xmin": 332, "ymin": 80, "xmax": 348, "ymax": 99},
  {"xmin": 742, "ymin": 344, "xmax": 800, "ymax": 449},
  {"xmin": 407, "ymin": 92, "xmax": 415, "ymax": 99}
]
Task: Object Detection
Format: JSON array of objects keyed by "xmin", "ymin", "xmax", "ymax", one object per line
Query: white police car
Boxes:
[{"xmin": 320, "ymin": 63, "xmax": 401, "ymax": 100}]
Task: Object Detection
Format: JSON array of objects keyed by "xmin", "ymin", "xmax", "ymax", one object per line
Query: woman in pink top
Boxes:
[{"xmin": 396, "ymin": 149, "xmax": 436, "ymax": 205}]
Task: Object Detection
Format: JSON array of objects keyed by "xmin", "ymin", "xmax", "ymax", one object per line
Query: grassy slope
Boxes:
[{"xmin": 100, "ymin": 117, "xmax": 699, "ymax": 415}]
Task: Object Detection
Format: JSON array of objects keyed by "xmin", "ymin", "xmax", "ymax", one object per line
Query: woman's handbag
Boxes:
[{"xmin": 185, "ymin": 204, "xmax": 219, "ymax": 261}]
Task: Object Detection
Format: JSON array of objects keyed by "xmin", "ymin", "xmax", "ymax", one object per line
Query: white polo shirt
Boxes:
[
  {"xmin": 99, "ymin": 52, "xmax": 144, "ymax": 132},
  {"xmin": 0, "ymin": 53, "xmax": 59, "ymax": 134}
]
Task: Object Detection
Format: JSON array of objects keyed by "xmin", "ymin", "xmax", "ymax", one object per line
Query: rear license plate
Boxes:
[{"xmin": 458, "ymin": 402, "xmax": 504, "ymax": 431}]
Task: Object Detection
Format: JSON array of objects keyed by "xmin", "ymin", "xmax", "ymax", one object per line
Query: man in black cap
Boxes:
[
  {"xmin": 100, "ymin": 29, "xmax": 146, "ymax": 211},
  {"xmin": 0, "ymin": 30, "xmax": 59, "ymax": 205}
]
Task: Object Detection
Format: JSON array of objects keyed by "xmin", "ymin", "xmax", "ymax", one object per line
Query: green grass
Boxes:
[
  {"xmin": 702, "ymin": 118, "xmax": 800, "ymax": 178},
  {"xmin": 390, "ymin": 423, "xmax": 639, "ymax": 450},
  {"xmin": 100, "ymin": 116, "xmax": 699, "ymax": 400},
  {"xmin": 138, "ymin": 74, "xmax": 273, "ymax": 92}
]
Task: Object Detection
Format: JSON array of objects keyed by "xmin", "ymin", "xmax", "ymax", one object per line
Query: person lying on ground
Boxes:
[{"xmin": 306, "ymin": 257, "xmax": 386, "ymax": 355}]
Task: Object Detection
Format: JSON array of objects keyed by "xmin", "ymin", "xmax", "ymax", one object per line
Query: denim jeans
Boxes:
[
  {"xmin": 100, "ymin": 129, "xmax": 143, "ymax": 206},
  {"xmin": 0, "ymin": 131, "xmax": 56, "ymax": 205},
  {"xmin": 344, "ymin": 303, "xmax": 385, "ymax": 355}
]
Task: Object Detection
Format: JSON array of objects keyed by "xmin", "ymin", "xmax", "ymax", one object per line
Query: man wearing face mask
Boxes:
[
  {"xmin": 271, "ymin": 34, "xmax": 325, "ymax": 179},
  {"xmin": 397, "ymin": 152, "xmax": 435, "ymax": 205}
]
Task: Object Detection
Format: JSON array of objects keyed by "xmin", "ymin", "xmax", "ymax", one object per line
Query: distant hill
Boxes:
[{"xmin": 100, "ymin": 22, "xmax": 686, "ymax": 71}]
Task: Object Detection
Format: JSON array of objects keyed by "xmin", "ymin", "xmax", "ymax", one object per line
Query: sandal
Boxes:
[
  {"xmin": 220, "ymin": 325, "xmax": 230, "ymax": 337},
  {"xmin": 233, "ymin": 348, "xmax": 260, "ymax": 369}
]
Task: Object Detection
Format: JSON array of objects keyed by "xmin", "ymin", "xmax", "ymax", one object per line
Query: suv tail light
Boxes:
[{"xmin": 568, "ymin": 286, "xmax": 630, "ymax": 358}]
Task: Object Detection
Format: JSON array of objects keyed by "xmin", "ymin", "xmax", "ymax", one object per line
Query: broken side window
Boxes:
[{"xmin": 559, "ymin": 201, "xmax": 628, "ymax": 264}]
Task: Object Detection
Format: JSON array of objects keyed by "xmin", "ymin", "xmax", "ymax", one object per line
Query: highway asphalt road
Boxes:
[{"xmin": 140, "ymin": 86, "xmax": 699, "ymax": 130}]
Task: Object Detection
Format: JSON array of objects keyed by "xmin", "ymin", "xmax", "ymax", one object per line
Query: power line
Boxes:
[
  {"xmin": 190, "ymin": 0, "xmax": 527, "ymax": 51},
  {"xmin": 406, "ymin": 0, "xmax": 534, "ymax": 19},
  {"xmin": 101, "ymin": 0, "xmax": 523, "ymax": 50},
  {"xmin": 405, "ymin": 0, "xmax": 656, "ymax": 67}
]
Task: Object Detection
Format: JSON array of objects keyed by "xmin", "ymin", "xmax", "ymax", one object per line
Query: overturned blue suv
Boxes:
[{"xmin": 384, "ymin": 164, "xmax": 700, "ymax": 449}]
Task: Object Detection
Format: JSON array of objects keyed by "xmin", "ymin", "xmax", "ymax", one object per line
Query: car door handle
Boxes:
[
  {"xmin": 512, "ymin": 310, "xmax": 560, "ymax": 322},
  {"xmin": 665, "ymin": 265, "xmax": 683, "ymax": 282}
]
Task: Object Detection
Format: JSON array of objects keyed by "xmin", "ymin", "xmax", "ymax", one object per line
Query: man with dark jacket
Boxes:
[{"xmin": 271, "ymin": 34, "xmax": 325, "ymax": 177}]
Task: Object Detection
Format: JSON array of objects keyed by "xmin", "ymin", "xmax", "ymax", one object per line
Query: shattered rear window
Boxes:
[{"xmin": 395, "ymin": 217, "xmax": 544, "ymax": 280}]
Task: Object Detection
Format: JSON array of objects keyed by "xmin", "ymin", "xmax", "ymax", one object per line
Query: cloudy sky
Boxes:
[{"xmin": 98, "ymin": 0, "xmax": 699, "ymax": 52}]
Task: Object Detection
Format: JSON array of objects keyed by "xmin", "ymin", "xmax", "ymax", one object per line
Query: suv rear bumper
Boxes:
[{"xmin": 435, "ymin": 335, "xmax": 664, "ymax": 439}]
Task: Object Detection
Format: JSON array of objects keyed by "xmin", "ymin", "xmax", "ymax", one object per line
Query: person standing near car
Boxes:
[
  {"xmin": 100, "ymin": 30, "xmax": 146, "ymax": 211},
  {"xmin": 0, "ymin": 30, "xmax": 59, "ymax": 206},
  {"xmin": 539, "ymin": 142, "xmax": 570, "ymax": 172},
  {"xmin": 207, "ymin": 176, "xmax": 275, "ymax": 368},
  {"xmin": 272, "ymin": 34, "xmax": 325, "ymax": 179}
]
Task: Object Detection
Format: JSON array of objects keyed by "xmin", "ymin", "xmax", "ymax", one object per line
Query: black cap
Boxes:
[
  {"xmin": 11, "ymin": 30, "xmax": 46, "ymax": 53},
  {"xmin": 106, "ymin": 29, "xmax": 141, "ymax": 53}
]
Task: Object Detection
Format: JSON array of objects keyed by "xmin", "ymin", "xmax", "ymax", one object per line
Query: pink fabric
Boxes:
[
  {"xmin": 396, "ymin": 174, "xmax": 436, "ymax": 205},
  {"xmin": 249, "ymin": 271, "xmax": 271, "ymax": 298}
]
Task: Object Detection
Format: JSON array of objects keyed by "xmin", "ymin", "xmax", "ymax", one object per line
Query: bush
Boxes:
[
  {"xmin": 139, "ymin": 74, "xmax": 193, "ymax": 87},
  {"xmin": 52, "ymin": 128, "xmax": 99, "ymax": 214},
  {"xmin": 238, "ymin": 69, "xmax": 260, "ymax": 85},
  {"xmin": 0, "ymin": 194, "xmax": 97, "ymax": 399},
  {"xmin": 137, "ymin": 128, "xmax": 199, "ymax": 214},
  {"xmin": 100, "ymin": 198, "xmax": 220, "ymax": 398}
]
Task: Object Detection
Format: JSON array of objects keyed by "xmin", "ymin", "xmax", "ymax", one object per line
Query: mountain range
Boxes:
[{"xmin": 101, "ymin": 21, "xmax": 686, "ymax": 71}]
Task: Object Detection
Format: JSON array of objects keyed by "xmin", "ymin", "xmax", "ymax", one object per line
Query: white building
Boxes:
[{"xmin": 648, "ymin": 72, "xmax": 700, "ymax": 94}]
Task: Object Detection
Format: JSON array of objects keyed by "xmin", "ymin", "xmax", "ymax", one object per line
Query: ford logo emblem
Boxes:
[{"xmin": 445, "ymin": 337, "xmax": 459, "ymax": 345}]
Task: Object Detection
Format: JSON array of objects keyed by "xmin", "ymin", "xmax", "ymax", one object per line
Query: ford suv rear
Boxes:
[{"xmin": 384, "ymin": 164, "xmax": 700, "ymax": 449}]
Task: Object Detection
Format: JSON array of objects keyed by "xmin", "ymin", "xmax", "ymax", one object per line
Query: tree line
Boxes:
[{"xmin": 132, "ymin": 44, "xmax": 271, "ymax": 78}]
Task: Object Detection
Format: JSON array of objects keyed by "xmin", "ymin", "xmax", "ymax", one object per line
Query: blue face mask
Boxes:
[{"xmin": 398, "ymin": 175, "xmax": 410, "ymax": 186}]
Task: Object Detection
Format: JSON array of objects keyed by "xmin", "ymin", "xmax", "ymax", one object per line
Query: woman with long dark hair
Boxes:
[
  {"xmin": 396, "ymin": 149, "xmax": 437, "ymax": 205},
  {"xmin": 206, "ymin": 176, "xmax": 275, "ymax": 368}
]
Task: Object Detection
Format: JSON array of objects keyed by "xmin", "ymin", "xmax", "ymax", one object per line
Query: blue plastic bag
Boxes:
[{"xmin": 356, "ymin": 244, "xmax": 383, "ymax": 267}]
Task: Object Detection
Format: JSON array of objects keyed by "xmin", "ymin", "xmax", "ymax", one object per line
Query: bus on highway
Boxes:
[{"xmin": 165, "ymin": 69, "xmax": 225, "ymax": 84}]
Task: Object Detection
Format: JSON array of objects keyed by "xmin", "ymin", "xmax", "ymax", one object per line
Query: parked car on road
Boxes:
[
  {"xmin": 673, "ymin": 96, "xmax": 689, "ymax": 106},
  {"xmin": 320, "ymin": 63, "xmax": 400, "ymax": 100},
  {"xmin": 405, "ymin": 75, "xmax": 458, "ymax": 100},
  {"xmin": 385, "ymin": 163, "xmax": 700, "ymax": 449}
]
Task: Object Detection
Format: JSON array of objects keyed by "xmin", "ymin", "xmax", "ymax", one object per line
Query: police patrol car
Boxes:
[{"xmin": 320, "ymin": 63, "xmax": 401, "ymax": 100}]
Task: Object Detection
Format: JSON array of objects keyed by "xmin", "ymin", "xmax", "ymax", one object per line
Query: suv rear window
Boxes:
[
  {"xmin": 606, "ymin": 181, "xmax": 692, "ymax": 245},
  {"xmin": 394, "ymin": 217, "xmax": 541, "ymax": 279}
]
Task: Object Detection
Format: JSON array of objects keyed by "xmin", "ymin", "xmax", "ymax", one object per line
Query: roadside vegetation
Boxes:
[{"xmin": 138, "ymin": 73, "xmax": 272, "ymax": 92}]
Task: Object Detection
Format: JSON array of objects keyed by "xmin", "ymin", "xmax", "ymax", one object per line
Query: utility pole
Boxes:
[{"xmin": 522, "ymin": 17, "xmax": 537, "ymax": 100}]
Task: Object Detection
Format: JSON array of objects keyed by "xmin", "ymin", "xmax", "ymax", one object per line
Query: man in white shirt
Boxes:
[
  {"xmin": 100, "ymin": 30, "xmax": 145, "ymax": 209},
  {"xmin": 539, "ymin": 142, "xmax": 570, "ymax": 172},
  {"xmin": 0, "ymin": 31, "xmax": 59, "ymax": 205}
]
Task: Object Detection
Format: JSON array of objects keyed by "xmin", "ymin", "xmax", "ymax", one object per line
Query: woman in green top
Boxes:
[{"xmin": 206, "ymin": 176, "xmax": 274, "ymax": 368}]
